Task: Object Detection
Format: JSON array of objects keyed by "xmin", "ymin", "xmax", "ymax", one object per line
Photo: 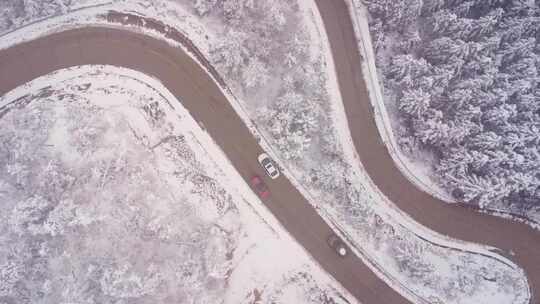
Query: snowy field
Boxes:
[
  {"xmin": 0, "ymin": 65, "xmax": 356, "ymax": 304},
  {"xmin": 0, "ymin": 1, "xmax": 531, "ymax": 304}
]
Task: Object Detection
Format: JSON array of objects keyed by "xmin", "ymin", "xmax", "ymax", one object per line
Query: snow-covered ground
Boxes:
[
  {"xmin": 0, "ymin": 65, "xmax": 356, "ymax": 304},
  {"xmin": 0, "ymin": 1, "xmax": 531, "ymax": 304}
]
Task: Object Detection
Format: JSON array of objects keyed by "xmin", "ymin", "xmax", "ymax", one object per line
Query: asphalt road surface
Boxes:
[{"xmin": 0, "ymin": 1, "xmax": 539, "ymax": 304}]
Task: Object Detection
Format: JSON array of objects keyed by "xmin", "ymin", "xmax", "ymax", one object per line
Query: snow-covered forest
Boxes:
[{"xmin": 364, "ymin": 0, "xmax": 539, "ymax": 216}]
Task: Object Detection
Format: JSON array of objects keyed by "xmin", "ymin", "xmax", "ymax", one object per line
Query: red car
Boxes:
[{"xmin": 251, "ymin": 175, "xmax": 270, "ymax": 198}]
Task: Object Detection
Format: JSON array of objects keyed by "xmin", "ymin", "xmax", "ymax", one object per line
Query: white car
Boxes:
[{"xmin": 258, "ymin": 153, "xmax": 280, "ymax": 179}]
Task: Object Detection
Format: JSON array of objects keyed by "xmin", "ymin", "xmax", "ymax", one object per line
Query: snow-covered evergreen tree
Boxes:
[{"xmin": 366, "ymin": 0, "xmax": 540, "ymax": 215}]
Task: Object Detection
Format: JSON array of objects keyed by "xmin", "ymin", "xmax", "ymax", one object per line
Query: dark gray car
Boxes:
[{"xmin": 328, "ymin": 235, "xmax": 348, "ymax": 257}]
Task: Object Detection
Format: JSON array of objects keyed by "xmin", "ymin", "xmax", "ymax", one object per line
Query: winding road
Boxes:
[
  {"xmin": 314, "ymin": 1, "xmax": 540, "ymax": 303},
  {"xmin": 0, "ymin": 1, "xmax": 538, "ymax": 304}
]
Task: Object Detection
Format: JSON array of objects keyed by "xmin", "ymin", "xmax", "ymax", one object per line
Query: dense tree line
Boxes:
[{"xmin": 366, "ymin": 0, "xmax": 539, "ymax": 212}]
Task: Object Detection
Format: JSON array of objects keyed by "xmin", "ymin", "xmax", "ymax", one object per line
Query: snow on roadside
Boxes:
[
  {"xmin": 0, "ymin": 0, "xmax": 212, "ymax": 54},
  {"xmin": 0, "ymin": 2, "xmax": 530, "ymax": 304},
  {"xmin": 0, "ymin": 65, "xmax": 356, "ymax": 304}
]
